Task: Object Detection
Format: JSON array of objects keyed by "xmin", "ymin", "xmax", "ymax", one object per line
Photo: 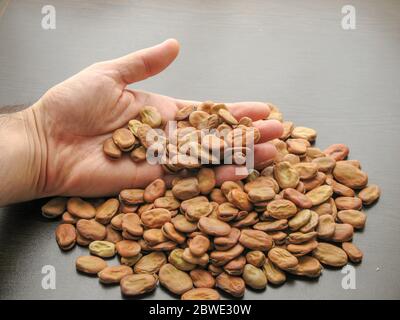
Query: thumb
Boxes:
[{"xmin": 111, "ymin": 39, "xmax": 180, "ymax": 84}]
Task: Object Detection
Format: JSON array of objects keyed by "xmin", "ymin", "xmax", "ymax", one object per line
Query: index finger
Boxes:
[{"xmin": 174, "ymin": 99, "xmax": 270, "ymax": 122}]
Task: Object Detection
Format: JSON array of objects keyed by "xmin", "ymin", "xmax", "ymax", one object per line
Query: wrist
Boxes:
[{"xmin": 0, "ymin": 102, "xmax": 48, "ymax": 206}]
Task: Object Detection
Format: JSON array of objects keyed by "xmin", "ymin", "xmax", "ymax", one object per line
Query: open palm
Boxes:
[{"xmin": 33, "ymin": 39, "xmax": 283, "ymax": 198}]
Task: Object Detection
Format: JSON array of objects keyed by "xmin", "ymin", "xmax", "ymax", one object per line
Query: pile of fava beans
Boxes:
[{"xmin": 44, "ymin": 102, "xmax": 380, "ymax": 300}]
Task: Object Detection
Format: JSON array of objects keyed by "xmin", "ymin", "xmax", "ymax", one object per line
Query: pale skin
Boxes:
[{"xmin": 0, "ymin": 39, "xmax": 283, "ymax": 206}]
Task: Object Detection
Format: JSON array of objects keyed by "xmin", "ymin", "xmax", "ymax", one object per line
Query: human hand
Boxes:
[{"xmin": 0, "ymin": 39, "xmax": 283, "ymax": 205}]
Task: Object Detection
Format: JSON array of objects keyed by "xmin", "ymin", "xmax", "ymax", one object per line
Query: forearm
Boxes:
[{"xmin": 0, "ymin": 105, "xmax": 46, "ymax": 206}]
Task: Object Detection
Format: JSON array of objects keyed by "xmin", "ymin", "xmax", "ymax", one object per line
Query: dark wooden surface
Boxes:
[{"xmin": 0, "ymin": 0, "xmax": 399, "ymax": 299}]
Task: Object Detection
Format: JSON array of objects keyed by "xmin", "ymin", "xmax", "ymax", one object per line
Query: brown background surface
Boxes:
[{"xmin": 0, "ymin": 0, "xmax": 399, "ymax": 299}]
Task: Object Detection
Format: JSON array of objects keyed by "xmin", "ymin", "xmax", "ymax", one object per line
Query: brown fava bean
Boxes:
[
  {"xmin": 274, "ymin": 161, "xmax": 300, "ymax": 189},
  {"xmin": 306, "ymin": 147, "xmax": 325, "ymax": 159},
  {"xmin": 42, "ymin": 197, "xmax": 67, "ymax": 219},
  {"xmin": 198, "ymin": 216, "xmax": 231, "ymax": 237},
  {"xmin": 116, "ymin": 240, "xmax": 141, "ymax": 258},
  {"xmin": 283, "ymin": 188, "xmax": 313, "ymax": 209},
  {"xmin": 247, "ymin": 186, "xmax": 276, "ymax": 203},
  {"xmin": 281, "ymin": 121, "xmax": 294, "ymax": 140},
  {"xmin": 287, "ymin": 139, "xmax": 308, "ymax": 155},
  {"xmin": 324, "ymin": 144, "xmax": 349, "ymax": 161},
  {"xmin": 291, "ymin": 126, "xmax": 317, "ymax": 142},
  {"xmin": 229, "ymin": 189, "xmax": 253, "ymax": 212},
  {"xmin": 223, "ymin": 256, "xmax": 246, "ymax": 275},
  {"xmin": 214, "ymin": 228, "xmax": 241, "ymax": 251},
  {"xmin": 140, "ymin": 105, "xmax": 162, "ymax": 128},
  {"xmin": 262, "ymin": 259, "xmax": 286, "ymax": 285},
  {"xmin": 216, "ymin": 272, "xmax": 245, "ymax": 297},
  {"xmin": 197, "ymin": 168, "xmax": 216, "ymax": 195},
  {"xmin": 120, "ymin": 273, "xmax": 158, "ymax": 296},
  {"xmin": 342, "ymin": 242, "xmax": 363, "ymax": 263},
  {"xmin": 144, "ymin": 179, "xmax": 166, "ymax": 203},
  {"xmin": 120, "ymin": 254, "xmax": 142, "ymax": 267},
  {"xmin": 134, "ymin": 252, "xmax": 167, "ymax": 274},
  {"xmin": 242, "ymin": 264, "xmax": 267, "ymax": 289},
  {"xmin": 122, "ymin": 213, "xmax": 143, "ymax": 236},
  {"xmin": 105, "ymin": 225, "xmax": 123, "ymax": 244},
  {"xmin": 287, "ymin": 240, "xmax": 319, "ymax": 256},
  {"xmin": 286, "ymin": 256, "xmax": 322, "ymax": 278},
  {"xmin": 168, "ymin": 249, "xmax": 196, "ymax": 271},
  {"xmin": 302, "ymin": 172, "xmax": 326, "ymax": 192},
  {"xmin": 76, "ymin": 230, "xmax": 91, "ymax": 246},
  {"xmin": 182, "ymin": 248, "xmax": 209, "ymax": 266},
  {"xmin": 331, "ymin": 223, "xmax": 354, "ymax": 242},
  {"xmin": 111, "ymin": 213, "xmax": 124, "ymax": 231},
  {"xmin": 317, "ymin": 214, "xmax": 336, "ymax": 239},
  {"xmin": 266, "ymin": 199, "xmax": 297, "ymax": 219},
  {"xmin": 245, "ymin": 176, "xmax": 279, "ymax": 194},
  {"xmin": 312, "ymin": 201, "xmax": 335, "ymax": 217},
  {"xmin": 268, "ymin": 247, "xmax": 298, "ymax": 270},
  {"xmin": 312, "ymin": 156, "xmax": 336, "ymax": 173},
  {"xmin": 176, "ymin": 104, "xmax": 196, "ymax": 120},
  {"xmin": 210, "ymin": 244, "xmax": 245, "ymax": 266},
  {"xmin": 287, "ymin": 231, "xmax": 317, "ymax": 244},
  {"xmin": 67, "ymin": 197, "xmax": 96, "ymax": 219},
  {"xmin": 253, "ymin": 219, "xmax": 288, "ymax": 232},
  {"xmin": 55, "ymin": 224, "xmax": 76, "ymax": 250},
  {"xmin": 95, "ymin": 198, "xmax": 119, "ymax": 224},
  {"xmin": 130, "ymin": 146, "xmax": 146, "ymax": 162},
  {"xmin": 313, "ymin": 242, "xmax": 348, "ymax": 267},
  {"xmin": 141, "ymin": 208, "xmax": 171, "ymax": 228},
  {"xmin": 294, "ymin": 162, "xmax": 318, "ymax": 180},
  {"xmin": 333, "ymin": 162, "xmax": 368, "ymax": 189},
  {"xmin": 143, "ymin": 229, "xmax": 168, "ymax": 245},
  {"xmin": 113, "ymin": 128, "xmax": 136, "ymax": 151},
  {"xmin": 190, "ymin": 269, "xmax": 216, "ymax": 288},
  {"xmin": 358, "ymin": 184, "xmax": 380, "ymax": 205},
  {"xmin": 181, "ymin": 196, "xmax": 213, "ymax": 221},
  {"xmin": 161, "ymin": 222, "xmax": 186, "ymax": 244},
  {"xmin": 326, "ymin": 176, "xmax": 355, "ymax": 197},
  {"xmin": 172, "ymin": 177, "xmax": 200, "ymax": 200},
  {"xmin": 172, "ymin": 215, "xmax": 198, "ymax": 233},
  {"xmin": 299, "ymin": 211, "xmax": 319, "ymax": 233},
  {"xmin": 76, "ymin": 256, "xmax": 108, "ymax": 274},
  {"xmin": 154, "ymin": 196, "xmax": 180, "ymax": 211},
  {"xmin": 218, "ymin": 108, "xmax": 238, "ymax": 125},
  {"xmin": 62, "ymin": 211, "xmax": 78, "ymax": 224},
  {"xmin": 288, "ymin": 209, "xmax": 312, "ymax": 231},
  {"xmin": 181, "ymin": 288, "xmax": 220, "ymax": 300},
  {"xmin": 98, "ymin": 265, "xmax": 133, "ymax": 284},
  {"xmin": 159, "ymin": 264, "xmax": 193, "ymax": 295},
  {"xmin": 210, "ymin": 188, "xmax": 228, "ymax": 204},
  {"xmin": 231, "ymin": 211, "xmax": 259, "ymax": 228},
  {"xmin": 337, "ymin": 210, "xmax": 366, "ymax": 229},
  {"xmin": 306, "ymin": 185, "xmax": 333, "ymax": 206},
  {"xmin": 217, "ymin": 202, "xmax": 239, "ymax": 221},
  {"xmin": 239, "ymin": 229, "xmax": 273, "ymax": 251},
  {"xmin": 103, "ymin": 138, "xmax": 122, "ymax": 159},
  {"xmin": 119, "ymin": 189, "xmax": 144, "ymax": 205},
  {"xmin": 76, "ymin": 219, "xmax": 106, "ymax": 241},
  {"xmin": 335, "ymin": 197, "xmax": 362, "ymax": 211},
  {"xmin": 246, "ymin": 251, "xmax": 266, "ymax": 268},
  {"xmin": 189, "ymin": 235, "xmax": 210, "ymax": 257}
]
